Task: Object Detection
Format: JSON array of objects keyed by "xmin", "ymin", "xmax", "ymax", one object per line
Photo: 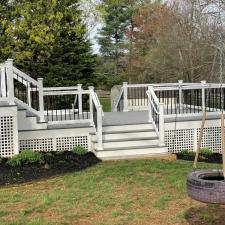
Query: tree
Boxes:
[
  {"xmin": 98, "ymin": 1, "xmax": 134, "ymax": 76},
  {"xmin": 123, "ymin": 0, "xmax": 224, "ymax": 83},
  {"xmin": 0, "ymin": 0, "xmax": 96, "ymax": 86}
]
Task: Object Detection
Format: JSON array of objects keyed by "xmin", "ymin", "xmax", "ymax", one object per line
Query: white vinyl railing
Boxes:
[
  {"xmin": 113, "ymin": 80, "xmax": 225, "ymax": 115},
  {"xmin": 147, "ymin": 86, "xmax": 165, "ymax": 146},
  {"xmin": 0, "ymin": 59, "xmax": 104, "ymax": 150}
]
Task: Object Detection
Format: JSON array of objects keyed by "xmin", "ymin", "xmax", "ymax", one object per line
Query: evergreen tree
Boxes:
[
  {"xmin": 0, "ymin": 0, "xmax": 96, "ymax": 86},
  {"xmin": 98, "ymin": 1, "xmax": 133, "ymax": 75}
]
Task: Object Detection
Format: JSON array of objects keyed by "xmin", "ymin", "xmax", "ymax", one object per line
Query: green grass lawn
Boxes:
[
  {"xmin": 0, "ymin": 159, "xmax": 224, "ymax": 225},
  {"xmin": 99, "ymin": 98, "xmax": 111, "ymax": 112}
]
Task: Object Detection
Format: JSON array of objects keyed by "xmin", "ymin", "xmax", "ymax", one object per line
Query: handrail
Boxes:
[
  {"xmin": 43, "ymin": 86, "xmax": 79, "ymax": 91},
  {"xmin": 13, "ymin": 66, "xmax": 39, "ymax": 87},
  {"xmin": 113, "ymin": 86, "xmax": 124, "ymax": 112},
  {"xmin": 147, "ymin": 87, "xmax": 165, "ymax": 146},
  {"xmin": 89, "ymin": 87, "xmax": 103, "ymax": 150},
  {"xmin": 148, "ymin": 86, "xmax": 160, "ymax": 105},
  {"xmin": 43, "ymin": 90, "xmax": 90, "ymax": 96}
]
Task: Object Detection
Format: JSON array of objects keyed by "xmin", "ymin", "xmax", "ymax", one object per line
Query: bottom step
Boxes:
[{"xmin": 94, "ymin": 146, "xmax": 168, "ymax": 161}]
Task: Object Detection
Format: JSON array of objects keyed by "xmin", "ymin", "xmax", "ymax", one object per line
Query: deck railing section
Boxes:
[
  {"xmin": 114, "ymin": 81, "xmax": 225, "ymax": 115},
  {"xmin": 0, "ymin": 60, "xmax": 104, "ymax": 144},
  {"xmin": 42, "ymin": 86, "xmax": 91, "ymax": 123},
  {"xmin": 89, "ymin": 86, "xmax": 103, "ymax": 150},
  {"xmin": 147, "ymin": 86, "xmax": 164, "ymax": 146}
]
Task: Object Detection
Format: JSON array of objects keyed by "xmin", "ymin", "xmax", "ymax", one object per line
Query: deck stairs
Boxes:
[
  {"xmin": 17, "ymin": 104, "xmax": 47, "ymax": 131},
  {"xmin": 91, "ymin": 111, "xmax": 168, "ymax": 160}
]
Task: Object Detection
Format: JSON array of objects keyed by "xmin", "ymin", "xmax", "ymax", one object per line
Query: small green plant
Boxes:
[
  {"xmin": 179, "ymin": 150, "xmax": 195, "ymax": 157},
  {"xmin": 72, "ymin": 146, "xmax": 87, "ymax": 155},
  {"xmin": 200, "ymin": 148, "xmax": 212, "ymax": 156},
  {"xmin": 7, "ymin": 150, "xmax": 44, "ymax": 167}
]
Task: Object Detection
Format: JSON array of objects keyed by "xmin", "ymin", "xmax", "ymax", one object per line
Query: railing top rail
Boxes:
[
  {"xmin": 147, "ymin": 87, "xmax": 160, "ymax": 105},
  {"xmin": 43, "ymin": 86, "xmax": 80, "ymax": 91},
  {"xmin": 90, "ymin": 89, "xmax": 101, "ymax": 108},
  {"xmin": 126, "ymin": 83, "xmax": 202, "ymax": 88},
  {"xmin": 127, "ymin": 83, "xmax": 225, "ymax": 89},
  {"xmin": 113, "ymin": 87, "xmax": 124, "ymax": 109},
  {"xmin": 43, "ymin": 89, "xmax": 90, "ymax": 96},
  {"xmin": 13, "ymin": 66, "xmax": 39, "ymax": 87}
]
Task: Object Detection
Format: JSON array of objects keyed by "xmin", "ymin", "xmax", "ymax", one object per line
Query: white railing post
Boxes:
[
  {"xmin": 5, "ymin": 59, "xmax": 14, "ymax": 105},
  {"xmin": 178, "ymin": 80, "xmax": 183, "ymax": 113},
  {"xmin": 37, "ymin": 78, "xmax": 45, "ymax": 122},
  {"xmin": 148, "ymin": 86, "xmax": 153, "ymax": 123},
  {"xmin": 0, "ymin": 65, "xmax": 7, "ymax": 97},
  {"xmin": 89, "ymin": 86, "xmax": 94, "ymax": 126},
  {"xmin": 97, "ymin": 105, "xmax": 103, "ymax": 150},
  {"xmin": 201, "ymin": 80, "xmax": 206, "ymax": 112},
  {"xmin": 123, "ymin": 82, "xmax": 128, "ymax": 112},
  {"xmin": 78, "ymin": 84, "xmax": 83, "ymax": 115},
  {"xmin": 159, "ymin": 103, "xmax": 165, "ymax": 146},
  {"xmin": 27, "ymin": 82, "xmax": 31, "ymax": 107}
]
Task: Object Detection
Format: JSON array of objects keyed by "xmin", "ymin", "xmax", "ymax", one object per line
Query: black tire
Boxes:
[{"xmin": 187, "ymin": 170, "xmax": 225, "ymax": 204}]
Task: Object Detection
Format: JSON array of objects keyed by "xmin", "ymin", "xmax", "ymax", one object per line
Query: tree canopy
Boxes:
[{"xmin": 0, "ymin": 0, "xmax": 96, "ymax": 86}]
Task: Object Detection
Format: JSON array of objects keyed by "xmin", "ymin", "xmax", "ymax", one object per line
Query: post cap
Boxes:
[
  {"xmin": 6, "ymin": 59, "xmax": 13, "ymax": 65},
  {"xmin": 178, "ymin": 80, "xmax": 183, "ymax": 84},
  {"xmin": 123, "ymin": 82, "xmax": 128, "ymax": 86},
  {"xmin": 201, "ymin": 80, "xmax": 206, "ymax": 85},
  {"xmin": 88, "ymin": 86, "xmax": 94, "ymax": 90}
]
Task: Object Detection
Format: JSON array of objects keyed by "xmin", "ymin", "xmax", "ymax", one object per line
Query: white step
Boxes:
[
  {"xmin": 17, "ymin": 110, "xmax": 47, "ymax": 131},
  {"xmin": 102, "ymin": 123, "xmax": 153, "ymax": 133},
  {"xmin": 95, "ymin": 139, "xmax": 159, "ymax": 150},
  {"xmin": 92, "ymin": 131, "xmax": 157, "ymax": 142},
  {"xmin": 95, "ymin": 146, "xmax": 168, "ymax": 160}
]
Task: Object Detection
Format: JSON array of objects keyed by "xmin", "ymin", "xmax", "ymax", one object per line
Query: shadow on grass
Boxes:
[{"xmin": 185, "ymin": 205, "xmax": 225, "ymax": 225}]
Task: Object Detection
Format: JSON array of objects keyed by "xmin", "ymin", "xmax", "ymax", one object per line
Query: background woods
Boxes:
[{"xmin": 0, "ymin": 0, "xmax": 225, "ymax": 88}]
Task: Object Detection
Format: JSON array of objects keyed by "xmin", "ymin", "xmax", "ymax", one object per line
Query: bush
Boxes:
[
  {"xmin": 199, "ymin": 148, "xmax": 213, "ymax": 156},
  {"xmin": 179, "ymin": 150, "xmax": 195, "ymax": 157},
  {"xmin": 72, "ymin": 146, "xmax": 87, "ymax": 155},
  {"xmin": 7, "ymin": 150, "xmax": 44, "ymax": 167}
]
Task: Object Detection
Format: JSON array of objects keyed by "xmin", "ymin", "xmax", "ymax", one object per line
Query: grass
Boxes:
[
  {"xmin": 99, "ymin": 98, "xmax": 111, "ymax": 112},
  {"xmin": 0, "ymin": 159, "xmax": 224, "ymax": 225}
]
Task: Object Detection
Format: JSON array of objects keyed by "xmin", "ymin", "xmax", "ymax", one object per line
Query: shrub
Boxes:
[
  {"xmin": 199, "ymin": 148, "xmax": 213, "ymax": 156},
  {"xmin": 7, "ymin": 150, "xmax": 44, "ymax": 167},
  {"xmin": 179, "ymin": 150, "xmax": 195, "ymax": 157},
  {"xmin": 179, "ymin": 148, "xmax": 212, "ymax": 157},
  {"xmin": 72, "ymin": 146, "xmax": 87, "ymax": 155}
]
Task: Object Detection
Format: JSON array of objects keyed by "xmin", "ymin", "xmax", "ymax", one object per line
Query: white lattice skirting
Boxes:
[
  {"xmin": 0, "ymin": 106, "xmax": 19, "ymax": 157},
  {"xmin": 165, "ymin": 118, "xmax": 223, "ymax": 153},
  {"xmin": 18, "ymin": 127, "xmax": 93, "ymax": 153}
]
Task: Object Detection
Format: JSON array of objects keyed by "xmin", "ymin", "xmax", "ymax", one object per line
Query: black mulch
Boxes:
[
  {"xmin": 176, "ymin": 153, "xmax": 222, "ymax": 164},
  {"xmin": 0, "ymin": 151, "xmax": 101, "ymax": 186}
]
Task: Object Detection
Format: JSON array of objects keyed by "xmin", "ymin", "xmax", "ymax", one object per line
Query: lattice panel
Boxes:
[
  {"xmin": 0, "ymin": 116, "xmax": 14, "ymax": 157},
  {"xmin": 20, "ymin": 138, "xmax": 53, "ymax": 152},
  {"xmin": 56, "ymin": 136, "xmax": 88, "ymax": 151},
  {"xmin": 165, "ymin": 129, "xmax": 194, "ymax": 153},
  {"xmin": 197, "ymin": 127, "xmax": 221, "ymax": 153}
]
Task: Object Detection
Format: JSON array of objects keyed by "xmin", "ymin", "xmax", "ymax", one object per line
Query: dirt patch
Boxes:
[
  {"xmin": 185, "ymin": 205, "xmax": 225, "ymax": 225},
  {"xmin": 0, "ymin": 152, "xmax": 101, "ymax": 186}
]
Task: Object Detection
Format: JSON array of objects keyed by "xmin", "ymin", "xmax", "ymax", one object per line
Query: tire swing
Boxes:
[{"xmin": 187, "ymin": 112, "xmax": 225, "ymax": 205}]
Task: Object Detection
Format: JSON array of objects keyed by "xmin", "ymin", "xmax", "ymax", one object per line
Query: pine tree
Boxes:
[
  {"xmin": 98, "ymin": 1, "xmax": 133, "ymax": 75},
  {"xmin": 0, "ymin": 0, "xmax": 96, "ymax": 86}
]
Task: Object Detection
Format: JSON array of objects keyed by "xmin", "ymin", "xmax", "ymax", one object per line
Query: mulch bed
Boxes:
[
  {"xmin": 176, "ymin": 153, "xmax": 222, "ymax": 164},
  {"xmin": 0, "ymin": 151, "xmax": 101, "ymax": 186}
]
